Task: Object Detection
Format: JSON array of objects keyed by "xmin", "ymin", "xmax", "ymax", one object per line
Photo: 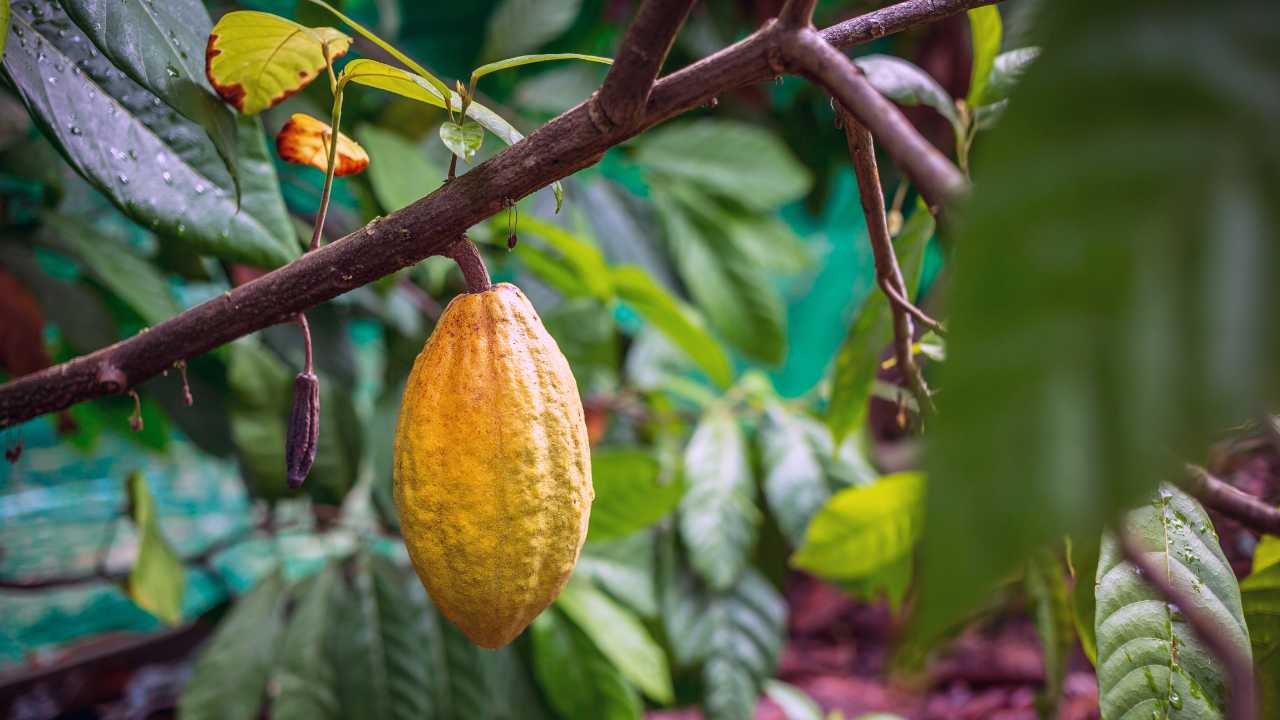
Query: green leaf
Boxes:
[
  {"xmin": 760, "ymin": 404, "xmax": 830, "ymax": 546},
  {"xmin": 637, "ymin": 120, "xmax": 812, "ymax": 211},
  {"xmin": 792, "ymin": 472, "xmax": 924, "ymax": 582},
  {"xmin": 764, "ymin": 681, "xmax": 824, "ymax": 720},
  {"xmin": 588, "ymin": 449, "xmax": 684, "ymax": 542},
  {"xmin": 520, "ymin": 216, "xmax": 613, "ymax": 300},
  {"xmin": 482, "ymin": 0, "xmax": 583, "ymax": 61},
  {"xmin": 62, "ymin": 0, "xmax": 241, "ymax": 189},
  {"xmin": 357, "ymin": 125, "xmax": 440, "ymax": 213},
  {"xmin": 4, "ymin": 3, "xmax": 296, "ymax": 267},
  {"xmin": 656, "ymin": 187, "xmax": 786, "ymax": 365},
  {"xmin": 122, "ymin": 472, "xmax": 185, "ymax": 625},
  {"xmin": 577, "ymin": 532, "xmax": 658, "ymax": 618},
  {"xmin": 965, "ymin": 5, "xmax": 1003, "ymax": 107},
  {"xmin": 919, "ymin": 0, "xmax": 1280, "ymax": 648},
  {"xmin": 341, "ymin": 58, "xmax": 444, "ymax": 107},
  {"xmin": 179, "ymin": 571, "xmax": 288, "ymax": 720},
  {"xmin": 980, "ymin": 47, "xmax": 1040, "ymax": 106},
  {"xmin": 471, "ymin": 53, "xmax": 612, "ymax": 87},
  {"xmin": 0, "ymin": 0, "xmax": 9, "ymax": 60},
  {"xmin": 1252, "ymin": 535, "xmax": 1280, "ymax": 574},
  {"xmin": 335, "ymin": 551, "xmax": 433, "ymax": 720},
  {"xmin": 855, "ymin": 55, "xmax": 958, "ymax": 127},
  {"xmin": 272, "ymin": 563, "xmax": 344, "ymax": 720},
  {"xmin": 1025, "ymin": 550, "xmax": 1073, "ymax": 720},
  {"xmin": 826, "ymin": 205, "xmax": 934, "ymax": 444},
  {"xmin": 531, "ymin": 607, "xmax": 643, "ymax": 720},
  {"xmin": 678, "ymin": 408, "xmax": 759, "ymax": 591},
  {"xmin": 1070, "ymin": 535, "xmax": 1101, "ymax": 667},
  {"xmin": 1241, "ymin": 559, "xmax": 1280, "ymax": 717},
  {"xmin": 439, "ymin": 119, "xmax": 484, "ymax": 162},
  {"xmin": 557, "ymin": 575, "xmax": 674, "ymax": 704},
  {"xmin": 1095, "ymin": 486, "xmax": 1251, "ymax": 720},
  {"xmin": 205, "ymin": 12, "xmax": 350, "ymax": 116},
  {"xmin": 610, "ymin": 265, "xmax": 733, "ymax": 388},
  {"xmin": 41, "ymin": 215, "xmax": 181, "ymax": 327}
]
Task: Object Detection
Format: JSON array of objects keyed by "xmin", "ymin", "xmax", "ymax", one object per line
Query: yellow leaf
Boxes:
[
  {"xmin": 205, "ymin": 11, "xmax": 351, "ymax": 115},
  {"xmin": 276, "ymin": 113, "xmax": 369, "ymax": 176},
  {"xmin": 340, "ymin": 59, "xmax": 447, "ymax": 108}
]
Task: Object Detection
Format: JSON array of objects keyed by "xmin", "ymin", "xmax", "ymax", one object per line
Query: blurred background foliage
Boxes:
[{"xmin": 1, "ymin": 0, "xmax": 1276, "ymax": 718}]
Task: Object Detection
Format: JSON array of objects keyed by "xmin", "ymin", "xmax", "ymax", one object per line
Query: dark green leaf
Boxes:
[
  {"xmin": 826, "ymin": 205, "xmax": 934, "ymax": 444},
  {"xmin": 2, "ymin": 3, "xmax": 295, "ymax": 267},
  {"xmin": 123, "ymin": 472, "xmax": 185, "ymax": 625},
  {"xmin": 531, "ymin": 607, "xmax": 642, "ymax": 720},
  {"xmin": 920, "ymin": 0, "xmax": 1280, "ymax": 647},
  {"xmin": 439, "ymin": 119, "xmax": 484, "ymax": 162},
  {"xmin": 1025, "ymin": 550, "xmax": 1073, "ymax": 720},
  {"xmin": 637, "ymin": 121, "xmax": 812, "ymax": 212},
  {"xmin": 1070, "ymin": 535, "xmax": 1101, "ymax": 667},
  {"xmin": 760, "ymin": 404, "xmax": 830, "ymax": 546},
  {"xmin": 588, "ymin": 449, "xmax": 684, "ymax": 543},
  {"xmin": 179, "ymin": 571, "xmax": 288, "ymax": 720},
  {"xmin": 1094, "ymin": 486, "xmax": 1250, "ymax": 719},
  {"xmin": 678, "ymin": 408, "xmax": 759, "ymax": 591},
  {"xmin": 272, "ymin": 563, "xmax": 344, "ymax": 720},
  {"xmin": 611, "ymin": 265, "xmax": 733, "ymax": 388},
  {"xmin": 791, "ymin": 472, "xmax": 924, "ymax": 582},
  {"xmin": 557, "ymin": 575, "xmax": 673, "ymax": 704},
  {"xmin": 855, "ymin": 55, "xmax": 958, "ymax": 127},
  {"xmin": 357, "ymin": 125, "xmax": 440, "ymax": 213},
  {"xmin": 61, "ymin": 0, "xmax": 241, "ymax": 189},
  {"xmin": 481, "ymin": 0, "xmax": 583, "ymax": 61}
]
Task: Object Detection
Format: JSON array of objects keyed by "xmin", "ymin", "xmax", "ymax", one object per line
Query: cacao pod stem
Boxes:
[{"xmin": 445, "ymin": 238, "xmax": 492, "ymax": 293}]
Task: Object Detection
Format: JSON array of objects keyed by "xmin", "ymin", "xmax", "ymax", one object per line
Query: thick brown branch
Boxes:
[
  {"xmin": 783, "ymin": 28, "xmax": 967, "ymax": 208},
  {"xmin": 1180, "ymin": 464, "xmax": 1280, "ymax": 536},
  {"xmin": 840, "ymin": 111, "xmax": 935, "ymax": 420},
  {"xmin": 1117, "ymin": 531, "xmax": 1256, "ymax": 720},
  {"xmin": 779, "ymin": 0, "xmax": 819, "ymax": 28},
  {"xmin": 595, "ymin": 0, "xmax": 697, "ymax": 130},
  {"xmin": 0, "ymin": 0, "xmax": 996, "ymax": 428}
]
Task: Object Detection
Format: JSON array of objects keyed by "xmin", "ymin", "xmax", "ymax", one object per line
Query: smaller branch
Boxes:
[
  {"xmin": 841, "ymin": 110, "xmax": 935, "ymax": 420},
  {"xmin": 296, "ymin": 314, "xmax": 314, "ymax": 374},
  {"xmin": 877, "ymin": 276, "xmax": 947, "ymax": 335},
  {"xmin": 1117, "ymin": 531, "xmax": 1256, "ymax": 720},
  {"xmin": 783, "ymin": 28, "xmax": 967, "ymax": 209},
  {"xmin": 595, "ymin": 0, "xmax": 698, "ymax": 129},
  {"xmin": 779, "ymin": 0, "xmax": 820, "ymax": 28},
  {"xmin": 1180, "ymin": 464, "xmax": 1280, "ymax": 536},
  {"xmin": 446, "ymin": 238, "xmax": 492, "ymax": 293}
]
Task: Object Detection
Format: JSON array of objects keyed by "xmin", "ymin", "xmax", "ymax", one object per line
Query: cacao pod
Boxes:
[{"xmin": 393, "ymin": 283, "xmax": 593, "ymax": 648}]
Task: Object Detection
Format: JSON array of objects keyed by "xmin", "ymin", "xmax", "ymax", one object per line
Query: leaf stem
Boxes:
[{"xmin": 310, "ymin": 90, "xmax": 345, "ymax": 251}]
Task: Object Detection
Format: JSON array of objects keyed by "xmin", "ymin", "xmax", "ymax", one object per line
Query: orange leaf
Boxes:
[{"xmin": 275, "ymin": 113, "xmax": 369, "ymax": 176}]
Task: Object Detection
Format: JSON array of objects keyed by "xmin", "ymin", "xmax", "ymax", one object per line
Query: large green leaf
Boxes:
[
  {"xmin": 179, "ymin": 571, "xmax": 288, "ymax": 720},
  {"xmin": 531, "ymin": 607, "xmax": 642, "ymax": 720},
  {"xmin": 1094, "ymin": 486, "xmax": 1251, "ymax": 720},
  {"xmin": 825, "ymin": 204, "xmax": 933, "ymax": 444},
  {"xmin": 206, "ymin": 12, "xmax": 351, "ymax": 116},
  {"xmin": 678, "ymin": 407, "xmax": 759, "ymax": 591},
  {"xmin": 272, "ymin": 563, "xmax": 344, "ymax": 720},
  {"xmin": 587, "ymin": 449, "xmax": 684, "ymax": 543},
  {"xmin": 122, "ymin": 472, "xmax": 185, "ymax": 626},
  {"xmin": 357, "ymin": 125, "xmax": 440, "ymax": 213},
  {"xmin": 919, "ymin": 0, "xmax": 1280, "ymax": 646},
  {"xmin": 636, "ymin": 120, "xmax": 812, "ymax": 211},
  {"xmin": 481, "ymin": 0, "xmax": 583, "ymax": 62},
  {"xmin": 791, "ymin": 472, "xmax": 924, "ymax": 582},
  {"xmin": 2, "ymin": 3, "xmax": 295, "ymax": 267},
  {"xmin": 577, "ymin": 532, "xmax": 658, "ymax": 618},
  {"xmin": 1241, "ymin": 549, "xmax": 1280, "ymax": 717},
  {"xmin": 760, "ymin": 404, "xmax": 830, "ymax": 546},
  {"xmin": 657, "ymin": 187, "xmax": 786, "ymax": 365},
  {"xmin": 335, "ymin": 551, "xmax": 433, "ymax": 720},
  {"xmin": 1025, "ymin": 549, "xmax": 1073, "ymax": 720},
  {"xmin": 556, "ymin": 575, "xmax": 673, "ymax": 704},
  {"xmin": 611, "ymin": 265, "xmax": 734, "ymax": 388},
  {"xmin": 61, "ymin": 0, "xmax": 240, "ymax": 186}
]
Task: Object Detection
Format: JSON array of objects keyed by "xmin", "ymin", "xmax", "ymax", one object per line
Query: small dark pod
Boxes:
[
  {"xmin": 507, "ymin": 232, "xmax": 518, "ymax": 250},
  {"xmin": 285, "ymin": 371, "xmax": 320, "ymax": 490}
]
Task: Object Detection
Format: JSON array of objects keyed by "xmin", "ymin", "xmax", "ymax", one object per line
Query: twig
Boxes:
[
  {"xmin": 782, "ymin": 28, "xmax": 967, "ymax": 209},
  {"xmin": 0, "ymin": 0, "xmax": 994, "ymax": 428},
  {"xmin": 779, "ymin": 0, "xmax": 820, "ymax": 28},
  {"xmin": 840, "ymin": 109, "xmax": 935, "ymax": 420},
  {"xmin": 877, "ymin": 276, "xmax": 946, "ymax": 335},
  {"xmin": 1179, "ymin": 464, "xmax": 1280, "ymax": 536},
  {"xmin": 595, "ymin": 0, "xmax": 697, "ymax": 129},
  {"xmin": 1117, "ymin": 531, "xmax": 1256, "ymax": 720}
]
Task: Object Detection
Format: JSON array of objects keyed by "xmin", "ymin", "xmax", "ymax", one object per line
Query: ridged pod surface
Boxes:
[{"xmin": 393, "ymin": 283, "xmax": 593, "ymax": 648}]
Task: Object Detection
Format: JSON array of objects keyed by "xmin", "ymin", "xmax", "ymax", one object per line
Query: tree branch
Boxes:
[
  {"xmin": 1180, "ymin": 464, "xmax": 1280, "ymax": 536},
  {"xmin": 779, "ymin": 0, "xmax": 820, "ymax": 28},
  {"xmin": 0, "ymin": 0, "xmax": 996, "ymax": 429},
  {"xmin": 1117, "ymin": 531, "xmax": 1257, "ymax": 720},
  {"xmin": 781, "ymin": 28, "xmax": 967, "ymax": 209},
  {"xmin": 594, "ymin": 0, "xmax": 697, "ymax": 130},
  {"xmin": 840, "ymin": 110, "xmax": 935, "ymax": 420}
]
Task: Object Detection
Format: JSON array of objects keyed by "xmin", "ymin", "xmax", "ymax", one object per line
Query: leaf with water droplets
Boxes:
[
  {"xmin": 2, "ymin": 2, "xmax": 295, "ymax": 267},
  {"xmin": 1094, "ymin": 485, "xmax": 1251, "ymax": 719}
]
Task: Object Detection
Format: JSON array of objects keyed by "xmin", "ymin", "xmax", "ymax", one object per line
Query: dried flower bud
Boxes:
[
  {"xmin": 507, "ymin": 232, "xmax": 518, "ymax": 250},
  {"xmin": 286, "ymin": 371, "xmax": 320, "ymax": 490}
]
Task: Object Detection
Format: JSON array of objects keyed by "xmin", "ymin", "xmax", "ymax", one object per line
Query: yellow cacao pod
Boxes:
[{"xmin": 393, "ymin": 282, "xmax": 593, "ymax": 648}]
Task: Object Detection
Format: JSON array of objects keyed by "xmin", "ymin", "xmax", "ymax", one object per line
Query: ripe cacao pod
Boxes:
[{"xmin": 393, "ymin": 283, "xmax": 593, "ymax": 648}]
